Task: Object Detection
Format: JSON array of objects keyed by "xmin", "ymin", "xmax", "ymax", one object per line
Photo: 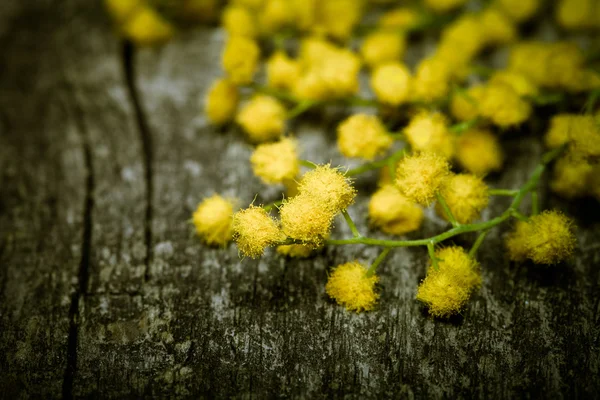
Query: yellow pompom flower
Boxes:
[
  {"xmin": 258, "ymin": 0, "xmax": 293, "ymax": 34},
  {"xmin": 326, "ymin": 262, "xmax": 379, "ymax": 312},
  {"xmin": 395, "ymin": 152, "xmax": 451, "ymax": 206},
  {"xmin": 545, "ymin": 114, "xmax": 576, "ymax": 149},
  {"xmin": 456, "ymin": 129, "xmax": 504, "ymax": 176},
  {"xmin": 360, "ymin": 31, "xmax": 406, "ymax": 68},
  {"xmin": 266, "ymin": 51, "xmax": 300, "ymax": 91},
  {"xmin": 556, "ymin": 0, "xmax": 600, "ymax": 30},
  {"xmin": 337, "ymin": 114, "xmax": 393, "ymax": 160},
  {"xmin": 550, "ymin": 156, "xmax": 593, "ymax": 199},
  {"xmin": 489, "ymin": 71, "xmax": 538, "ymax": 97},
  {"xmin": 204, "ymin": 78, "xmax": 239, "ymax": 125},
  {"xmin": 424, "ymin": 0, "xmax": 468, "ymax": 13},
  {"xmin": 105, "ymin": 0, "xmax": 141, "ymax": 23},
  {"xmin": 315, "ymin": 0, "xmax": 364, "ymax": 40},
  {"xmin": 370, "ymin": 62, "xmax": 412, "ymax": 106},
  {"xmin": 318, "ymin": 49, "xmax": 362, "ymax": 99},
  {"xmin": 276, "ymin": 243, "xmax": 316, "ymax": 258},
  {"xmin": 297, "ymin": 165, "xmax": 357, "ymax": 212},
  {"xmin": 568, "ymin": 115, "xmax": 600, "ymax": 159},
  {"xmin": 404, "ymin": 111, "xmax": 455, "ymax": 159},
  {"xmin": 378, "ymin": 8, "xmax": 420, "ymax": 29},
  {"xmin": 236, "ymin": 95, "xmax": 286, "ymax": 143},
  {"xmin": 436, "ymin": 16, "xmax": 485, "ymax": 68},
  {"xmin": 280, "ymin": 193, "xmax": 335, "ymax": 245},
  {"xmin": 121, "ymin": 6, "xmax": 174, "ymax": 46},
  {"xmin": 495, "ymin": 0, "xmax": 540, "ymax": 22},
  {"xmin": 222, "ymin": 36, "xmax": 260, "ymax": 85},
  {"xmin": 436, "ymin": 174, "xmax": 489, "ymax": 224},
  {"xmin": 479, "ymin": 83, "xmax": 532, "ymax": 128},
  {"xmin": 192, "ymin": 195, "xmax": 236, "ymax": 246},
  {"xmin": 505, "ymin": 210, "xmax": 576, "ymax": 264},
  {"xmin": 222, "ymin": 5, "xmax": 257, "ymax": 37},
  {"xmin": 368, "ymin": 185, "xmax": 424, "ymax": 235},
  {"xmin": 412, "ymin": 57, "xmax": 451, "ymax": 102},
  {"xmin": 250, "ymin": 138, "xmax": 299, "ymax": 185},
  {"xmin": 479, "ymin": 8, "xmax": 516, "ymax": 45},
  {"xmin": 232, "ymin": 206, "xmax": 286, "ymax": 258},
  {"xmin": 450, "ymin": 86, "xmax": 484, "ymax": 122},
  {"xmin": 416, "ymin": 246, "xmax": 481, "ymax": 318}
]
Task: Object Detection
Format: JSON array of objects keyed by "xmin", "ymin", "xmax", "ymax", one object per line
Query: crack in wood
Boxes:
[{"xmin": 122, "ymin": 40, "xmax": 154, "ymax": 283}]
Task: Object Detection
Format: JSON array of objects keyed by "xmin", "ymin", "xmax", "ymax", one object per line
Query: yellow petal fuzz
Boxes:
[
  {"xmin": 456, "ymin": 129, "xmax": 504, "ymax": 176},
  {"xmin": 266, "ymin": 51, "xmax": 301, "ymax": 91},
  {"xmin": 250, "ymin": 138, "xmax": 299, "ymax": 185},
  {"xmin": 276, "ymin": 243, "xmax": 316, "ymax": 258},
  {"xmin": 337, "ymin": 114, "xmax": 393, "ymax": 161},
  {"xmin": 479, "ymin": 83, "xmax": 532, "ymax": 128},
  {"xmin": 222, "ymin": 36, "xmax": 260, "ymax": 85},
  {"xmin": 436, "ymin": 174, "xmax": 489, "ymax": 224},
  {"xmin": 506, "ymin": 220, "xmax": 533, "ymax": 262},
  {"xmin": 378, "ymin": 8, "xmax": 420, "ymax": 30},
  {"xmin": 550, "ymin": 156, "xmax": 593, "ymax": 198},
  {"xmin": 236, "ymin": 95, "xmax": 286, "ymax": 143},
  {"xmin": 204, "ymin": 79, "xmax": 239, "ymax": 125},
  {"xmin": 417, "ymin": 246, "xmax": 481, "ymax": 318},
  {"xmin": 489, "ymin": 71, "xmax": 538, "ymax": 97},
  {"xmin": 404, "ymin": 111, "xmax": 455, "ymax": 159},
  {"xmin": 395, "ymin": 153, "xmax": 451, "ymax": 206},
  {"xmin": 192, "ymin": 195, "xmax": 236, "ymax": 246},
  {"xmin": 360, "ymin": 31, "xmax": 406, "ymax": 68},
  {"xmin": 232, "ymin": 206, "xmax": 286, "ymax": 258},
  {"xmin": 297, "ymin": 165, "xmax": 357, "ymax": 212},
  {"xmin": 221, "ymin": 5, "xmax": 257, "ymax": 37},
  {"xmin": 450, "ymin": 86, "xmax": 485, "ymax": 122},
  {"xmin": 370, "ymin": 62, "xmax": 412, "ymax": 106},
  {"xmin": 495, "ymin": 0, "xmax": 540, "ymax": 22},
  {"xmin": 479, "ymin": 9, "xmax": 517, "ymax": 45},
  {"xmin": 368, "ymin": 185, "xmax": 424, "ymax": 235},
  {"xmin": 105, "ymin": 0, "xmax": 141, "ymax": 23},
  {"xmin": 412, "ymin": 57, "xmax": 451, "ymax": 102},
  {"xmin": 122, "ymin": 6, "xmax": 174, "ymax": 46},
  {"xmin": 326, "ymin": 262, "xmax": 379, "ymax": 312},
  {"xmin": 279, "ymin": 194, "xmax": 335, "ymax": 245}
]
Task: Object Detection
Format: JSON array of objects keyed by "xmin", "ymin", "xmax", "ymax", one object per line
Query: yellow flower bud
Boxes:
[
  {"xmin": 370, "ymin": 62, "xmax": 412, "ymax": 106},
  {"xmin": 480, "ymin": 8, "xmax": 517, "ymax": 45},
  {"xmin": 436, "ymin": 174, "xmax": 489, "ymax": 224},
  {"xmin": 236, "ymin": 95, "xmax": 286, "ymax": 143},
  {"xmin": 378, "ymin": 8, "xmax": 420, "ymax": 29},
  {"xmin": 395, "ymin": 153, "xmax": 451, "ymax": 206},
  {"xmin": 297, "ymin": 165, "xmax": 357, "ymax": 212},
  {"xmin": 479, "ymin": 82, "xmax": 532, "ymax": 127},
  {"xmin": 122, "ymin": 6, "xmax": 174, "ymax": 46},
  {"xmin": 417, "ymin": 246, "xmax": 481, "ymax": 318},
  {"xmin": 489, "ymin": 71, "xmax": 538, "ymax": 97},
  {"xmin": 506, "ymin": 220, "xmax": 533, "ymax": 262},
  {"xmin": 404, "ymin": 111, "xmax": 455, "ymax": 159},
  {"xmin": 550, "ymin": 156, "xmax": 593, "ymax": 199},
  {"xmin": 568, "ymin": 115, "xmax": 600, "ymax": 159},
  {"xmin": 326, "ymin": 261, "xmax": 379, "ymax": 312},
  {"xmin": 266, "ymin": 51, "xmax": 301, "ymax": 91},
  {"xmin": 369, "ymin": 185, "xmax": 424, "ymax": 235},
  {"xmin": 279, "ymin": 194, "xmax": 335, "ymax": 245},
  {"xmin": 545, "ymin": 114, "xmax": 576, "ymax": 149},
  {"xmin": 222, "ymin": 36, "xmax": 260, "ymax": 85},
  {"xmin": 250, "ymin": 138, "xmax": 299, "ymax": 185},
  {"xmin": 495, "ymin": 0, "xmax": 540, "ymax": 22},
  {"xmin": 258, "ymin": 0, "xmax": 293, "ymax": 34},
  {"xmin": 277, "ymin": 243, "xmax": 317, "ymax": 258},
  {"xmin": 337, "ymin": 114, "xmax": 393, "ymax": 160},
  {"xmin": 412, "ymin": 57, "xmax": 451, "ymax": 102},
  {"xmin": 556, "ymin": 0, "xmax": 600, "ymax": 30},
  {"xmin": 360, "ymin": 31, "xmax": 406, "ymax": 68},
  {"xmin": 456, "ymin": 129, "xmax": 504, "ymax": 176},
  {"xmin": 104, "ymin": 0, "xmax": 141, "ymax": 23},
  {"xmin": 232, "ymin": 206, "xmax": 286, "ymax": 258},
  {"xmin": 204, "ymin": 79, "xmax": 239, "ymax": 125},
  {"xmin": 192, "ymin": 195, "xmax": 236, "ymax": 246},
  {"xmin": 450, "ymin": 86, "xmax": 484, "ymax": 122},
  {"xmin": 315, "ymin": 0, "xmax": 364, "ymax": 40},
  {"xmin": 222, "ymin": 5, "xmax": 257, "ymax": 37}
]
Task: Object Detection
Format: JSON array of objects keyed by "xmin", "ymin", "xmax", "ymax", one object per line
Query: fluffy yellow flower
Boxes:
[
  {"xmin": 105, "ymin": 0, "xmax": 140, "ymax": 23},
  {"xmin": 326, "ymin": 262, "xmax": 379, "ymax": 312},
  {"xmin": 297, "ymin": 165, "xmax": 357, "ymax": 212},
  {"xmin": 236, "ymin": 95, "xmax": 286, "ymax": 143},
  {"xmin": 556, "ymin": 0, "xmax": 600, "ymax": 30},
  {"xmin": 368, "ymin": 185, "xmax": 424, "ymax": 235},
  {"xmin": 479, "ymin": 82, "xmax": 532, "ymax": 127},
  {"xmin": 276, "ymin": 243, "xmax": 315, "ymax": 258},
  {"xmin": 222, "ymin": 36, "xmax": 260, "ymax": 85},
  {"xmin": 568, "ymin": 115, "xmax": 600, "ymax": 158},
  {"xmin": 360, "ymin": 31, "xmax": 406, "ymax": 68},
  {"xmin": 192, "ymin": 195, "xmax": 236, "ymax": 246},
  {"xmin": 279, "ymin": 194, "xmax": 335, "ymax": 245},
  {"xmin": 489, "ymin": 71, "xmax": 538, "ymax": 97},
  {"xmin": 495, "ymin": 0, "xmax": 540, "ymax": 22},
  {"xmin": 266, "ymin": 51, "xmax": 300, "ymax": 90},
  {"xmin": 250, "ymin": 138, "xmax": 299, "ymax": 184},
  {"xmin": 416, "ymin": 246, "xmax": 481, "ymax": 318},
  {"xmin": 436, "ymin": 174, "xmax": 489, "ymax": 224},
  {"xmin": 204, "ymin": 78, "xmax": 239, "ymax": 125},
  {"xmin": 258, "ymin": 0, "xmax": 293, "ymax": 34},
  {"xmin": 545, "ymin": 114, "xmax": 576, "ymax": 149},
  {"xmin": 395, "ymin": 152, "xmax": 451, "ymax": 206},
  {"xmin": 456, "ymin": 129, "xmax": 504, "ymax": 176},
  {"xmin": 505, "ymin": 210, "xmax": 576, "ymax": 264},
  {"xmin": 314, "ymin": 0, "xmax": 364, "ymax": 40},
  {"xmin": 122, "ymin": 6, "xmax": 174, "ymax": 45},
  {"xmin": 550, "ymin": 156, "xmax": 593, "ymax": 199},
  {"xmin": 424, "ymin": 0, "xmax": 469, "ymax": 13},
  {"xmin": 450, "ymin": 86, "xmax": 484, "ymax": 122},
  {"xmin": 436, "ymin": 16, "xmax": 485, "ymax": 69},
  {"xmin": 479, "ymin": 8, "xmax": 516, "ymax": 45},
  {"xmin": 222, "ymin": 5, "xmax": 257, "ymax": 37},
  {"xmin": 378, "ymin": 7, "xmax": 420, "ymax": 29},
  {"xmin": 337, "ymin": 114, "xmax": 393, "ymax": 160},
  {"xmin": 412, "ymin": 57, "xmax": 451, "ymax": 102},
  {"xmin": 370, "ymin": 62, "xmax": 412, "ymax": 106},
  {"xmin": 232, "ymin": 206, "xmax": 286, "ymax": 258},
  {"xmin": 404, "ymin": 111, "xmax": 455, "ymax": 159}
]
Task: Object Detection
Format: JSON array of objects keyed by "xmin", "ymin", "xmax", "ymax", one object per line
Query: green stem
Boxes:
[
  {"xmin": 326, "ymin": 146, "xmax": 565, "ymax": 248},
  {"xmin": 345, "ymin": 149, "xmax": 406, "ymax": 177},
  {"xmin": 263, "ymin": 199, "xmax": 284, "ymax": 212},
  {"xmin": 366, "ymin": 247, "xmax": 391, "ymax": 277},
  {"xmin": 469, "ymin": 230, "xmax": 488, "ymax": 258},
  {"xmin": 489, "ymin": 189, "xmax": 519, "ymax": 196},
  {"xmin": 299, "ymin": 160, "xmax": 318, "ymax": 169},
  {"xmin": 450, "ymin": 118, "xmax": 480, "ymax": 134},
  {"xmin": 531, "ymin": 191, "xmax": 539, "ymax": 216},
  {"xmin": 342, "ymin": 209, "xmax": 361, "ymax": 238},
  {"xmin": 427, "ymin": 241, "xmax": 439, "ymax": 271},
  {"xmin": 436, "ymin": 192, "xmax": 459, "ymax": 227},
  {"xmin": 287, "ymin": 100, "xmax": 318, "ymax": 119}
]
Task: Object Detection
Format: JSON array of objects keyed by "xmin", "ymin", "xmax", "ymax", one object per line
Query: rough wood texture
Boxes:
[{"xmin": 1, "ymin": 1, "xmax": 599, "ymax": 398}]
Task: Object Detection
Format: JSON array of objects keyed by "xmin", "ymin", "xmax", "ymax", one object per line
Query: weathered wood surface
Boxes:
[{"xmin": 1, "ymin": 1, "xmax": 599, "ymax": 398}]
